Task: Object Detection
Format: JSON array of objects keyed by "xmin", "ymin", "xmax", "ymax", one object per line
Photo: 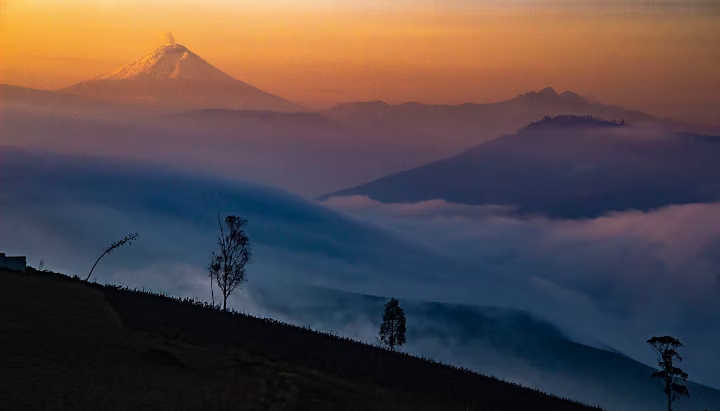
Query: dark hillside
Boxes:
[{"xmin": 0, "ymin": 268, "xmax": 602, "ymax": 411}]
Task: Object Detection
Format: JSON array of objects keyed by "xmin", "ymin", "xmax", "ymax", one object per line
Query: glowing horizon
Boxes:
[{"xmin": 1, "ymin": 0, "xmax": 718, "ymax": 126}]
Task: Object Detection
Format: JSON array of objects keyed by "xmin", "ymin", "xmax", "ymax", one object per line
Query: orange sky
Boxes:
[{"xmin": 1, "ymin": 0, "xmax": 719, "ymax": 126}]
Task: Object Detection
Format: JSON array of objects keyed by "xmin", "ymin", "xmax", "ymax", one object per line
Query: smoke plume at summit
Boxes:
[{"xmin": 163, "ymin": 32, "xmax": 175, "ymax": 46}]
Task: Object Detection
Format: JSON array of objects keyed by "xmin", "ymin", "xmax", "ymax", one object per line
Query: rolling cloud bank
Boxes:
[{"xmin": 1, "ymin": 147, "xmax": 719, "ymax": 410}]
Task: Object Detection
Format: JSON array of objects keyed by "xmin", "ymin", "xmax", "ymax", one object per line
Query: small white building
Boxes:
[{"xmin": 0, "ymin": 253, "xmax": 26, "ymax": 272}]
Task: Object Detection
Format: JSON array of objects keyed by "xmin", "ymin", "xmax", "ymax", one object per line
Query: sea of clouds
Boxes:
[{"xmin": 1, "ymin": 147, "xmax": 719, "ymax": 402}]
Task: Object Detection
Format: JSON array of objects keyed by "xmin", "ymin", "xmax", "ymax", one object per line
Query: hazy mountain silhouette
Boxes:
[
  {"xmin": 323, "ymin": 87, "xmax": 702, "ymax": 149},
  {"xmin": 3, "ymin": 80, "xmax": 712, "ymax": 197},
  {"xmin": 59, "ymin": 44, "xmax": 302, "ymax": 112},
  {"xmin": 323, "ymin": 116, "xmax": 720, "ymax": 218},
  {"xmin": 161, "ymin": 108, "xmax": 339, "ymax": 134},
  {"xmin": 0, "ymin": 84, "xmax": 115, "ymax": 113},
  {"xmin": 1, "ymin": 105, "xmax": 451, "ymax": 195}
]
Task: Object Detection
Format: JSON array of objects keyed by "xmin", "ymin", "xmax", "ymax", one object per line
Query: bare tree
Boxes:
[
  {"xmin": 209, "ymin": 215, "xmax": 252, "ymax": 311},
  {"xmin": 85, "ymin": 233, "xmax": 139, "ymax": 282},
  {"xmin": 648, "ymin": 336, "xmax": 690, "ymax": 411}
]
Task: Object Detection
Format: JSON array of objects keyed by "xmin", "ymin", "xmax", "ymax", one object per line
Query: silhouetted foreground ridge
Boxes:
[{"xmin": 1, "ymin": 268, "xmax": 603, "ymax": 410}]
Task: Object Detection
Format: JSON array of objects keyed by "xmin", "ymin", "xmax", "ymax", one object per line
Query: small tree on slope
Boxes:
[
  {"xmin": 209, "ymin": 215, "xmax": 252, "ymax": 311},
  {"xmin": 648, "ymin": 336, "xmax": 689, "ymax": 411},
  {"xmin": 379, "ymin": 298, "xmax": 406, "ymax": 352}
]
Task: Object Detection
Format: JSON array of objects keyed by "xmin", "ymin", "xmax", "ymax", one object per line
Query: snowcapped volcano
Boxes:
[
  {"xmin": 93, "ymin": 44, "xmax": 234, "ymax": 82},
  {"xmin": 60, "ymin": 44, "xmax": 301, "ymax": 112}
]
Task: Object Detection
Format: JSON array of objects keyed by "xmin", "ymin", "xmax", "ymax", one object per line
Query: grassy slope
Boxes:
[{"xmin": 0, "ymin": 269, "xmax": 602, "ymax": 411}]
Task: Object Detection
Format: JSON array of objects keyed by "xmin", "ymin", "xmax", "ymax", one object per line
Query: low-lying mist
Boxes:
[{"xmin": 1, "ymin": 147, "xmax": 719, "ymax": 409}]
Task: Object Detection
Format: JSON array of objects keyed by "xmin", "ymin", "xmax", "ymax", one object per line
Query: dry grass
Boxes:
[{"xmin": 0, "ymin": 270, "xmax": 444, "ymax": 410}]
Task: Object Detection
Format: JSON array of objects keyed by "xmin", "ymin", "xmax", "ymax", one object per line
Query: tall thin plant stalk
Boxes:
[{"xmin": 85, "ymin": 233, "xmax": 139, "ymax": 282}]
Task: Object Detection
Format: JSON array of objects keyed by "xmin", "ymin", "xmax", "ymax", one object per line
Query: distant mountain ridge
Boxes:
[
  {"xmin": 527, "ymin": 115, "xmax": 626, "ymax": 128},
  {"xmin": 166, "ymin": 108, "xmax": 335, "ymax": 128},
  {"xmin": 4, "ymin": 82, "xmax": 711, "ymax": 196},
  {"xmin": 510, "ymin": 87, "xmax": 588, "ymax": 104},
  {"xmin": 59, "ymin": 44, "xmax": 302, "ymax": 113},
  {"xmin": 322, "ymin": 87, "xmax": 702, "ymax": 150},
  {"xmin": 322, "ymin": 115, "xmax": 720, "ymax": 218},
  {"xmin": 0, "ymin": 84, "xmax": 111, "ymax": 111}
]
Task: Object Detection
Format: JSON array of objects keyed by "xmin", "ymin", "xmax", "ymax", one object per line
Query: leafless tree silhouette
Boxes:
[{"xmin": 209, "ymin": 215, "xmax": 252, "ymax": 311}]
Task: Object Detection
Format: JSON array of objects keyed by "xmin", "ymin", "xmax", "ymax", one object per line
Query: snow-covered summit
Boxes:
[
  {"xmin": 60, "ymin": 43, "xmax": 303, "ymax": 112},
  {"xmin": 93, "ymin": 44, "xmax": 234, "ymax": 82}
]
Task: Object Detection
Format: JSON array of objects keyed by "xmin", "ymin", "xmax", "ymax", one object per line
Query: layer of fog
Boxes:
[
  {"xmin": 0, "ymin": 107, "xmax": 474, "ymax": 196},
  {"xmin": 322, "ymin": 195, "xmax": 720, "ymax": 378},
  {"xmin": 1, "ymin": 148, "xmax": 718, "ymax": 398}
]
